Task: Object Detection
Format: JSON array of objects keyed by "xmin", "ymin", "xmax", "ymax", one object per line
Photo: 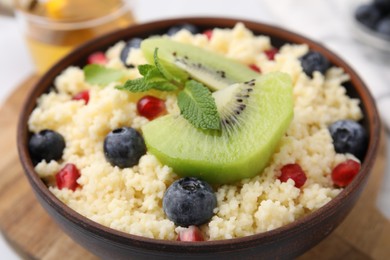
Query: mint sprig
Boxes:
[
  {"xmin": 83, "ymin": 49, "xmax": 221, "ymax": 131},
  {"xmin": 84, "ymin": 64, "xmax": 125, "ymax": 85},
  {"xmin": 123, "ymin": 49, "xmax": 221, "ymax": 130},
  {"xmin": 178, "ymin": 80, "xmax": 220, "ymax": 130},
  {"xmin": 118, "ymin": 58, "xmax": 179, "ymax": 92},
  {"xmin": 116, "ymin": 78, "xmax": 153, "ymax": 92}
]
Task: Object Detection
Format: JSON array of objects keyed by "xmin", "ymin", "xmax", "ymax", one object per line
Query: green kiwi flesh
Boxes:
[
  {"xmin": 142, "ymin": 72, "xmax": 294, "ymax": 184},
  {"xmin": 141, "ymin": 38, "xmax": 258, "ymax": 91}
]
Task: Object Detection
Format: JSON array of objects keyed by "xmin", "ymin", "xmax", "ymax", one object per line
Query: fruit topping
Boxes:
[
  {"xmin": 249, "ymin": 64, "xmax": 261, "ymax": 73},
  {"xmin": 167, "ymin": 23, "xmax": 199, "ymax": 36},
  {"xmin": 355, "ymin": 4, "xmax": 382, "ymax": 29},
  {"xmin": 203, "ymin": 29, "xmax": 213, "ymax": 40},
  {"xmin": 299, "ymin": 51, "xmax": 330, "ymax": 77},
  {"xmin": 29, "ymin": 130, "xmax": 65, "ymax": 164},
  {"xmin": 55, "ymin": 163, "xmax": 81, "ymax": 191},
  {"xmin": 328, "ymin": 120, "xmax": 368, "ymax": 160},
  {"xmin": 142, "ymin": 72, "xmax": 293, "ymax": 184},
  {"xmin": 72, "ymin": 90, "xmax": 90, "ymax": 104},
  {"xmin": 103, "ymin": 127, "xmax": 146, "ymax": 168},
  {"xmin": 163, "ymin": 177, "xmax": 217, "ymax": 227},
  {"xmin": 141, "ymin": 38, "xmax": 258, "ymax": 91},
  {"xmin": 278, "ymin": 163, "xmax": 307, "ymax": 188},
  {"xmin": 331, "ymin": 159, "xmax": 361, "ymax": 187},
  {"xmin": 87, "ymin": 52, "xmax": 107, "ymax": 65},
  {"xmin": 355, "ymin": 1, "xmax": 390, "ymax": 37},
  {"xmin": 120, "ymin": 38, "xmax": 143, "ymax": 68},
  {"xmin": 264, "ymin": 48, "xmax": 278, "ymax": 60},
  {"xmin": 137, "ymin": 95, "xmax": 167, "ymax": 120},
  {"xmin": 374, "ymin": 0, "xmax": 390, "ymax": 11},
  {"xmin": 376, "ymin": 17, "xmax": 390, "ymax": 36},
  {"xmin": 177, "ymin": 225, "xmax": 205, "ymax": 242}
]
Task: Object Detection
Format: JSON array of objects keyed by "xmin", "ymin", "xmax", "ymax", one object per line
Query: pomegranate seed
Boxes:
[
  {"xmin": 249, "ymin": 64, "xmax": 261, "ymax": 73},
  {"xmin": 278, "ymin": 163, "xmax": 307, "ymax": 188},
  {"xmin": 331, "ymin": 159, "xmax": 361, "ymax": 187},
  {"xmin": 87, "ymin": 52, "xmax": 107, "ymax": 65},
  {"xmin": 203, "ymin": 29, "xmax": 213, "ymax": 40},
  {"xmin": 264, "ymin": 48, "xmax": 278, "ymax": 60},
  {"xmin": 137, "ymin": 95, "xmax": 167, "ymax": 120},
  {"xmin": 56, "ymin": 163, "xmax": 81, "ymax": 191},
  {"xmin": 177, "ymin": 226, "xmax": 204, "ymax": 242},
  {"xmin": 72, "ymin": 90, "xmax": 90, "ymax": 104}
]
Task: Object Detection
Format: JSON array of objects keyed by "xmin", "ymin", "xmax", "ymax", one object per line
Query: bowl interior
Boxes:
[{"xmin": 17, "ymin": 17, "xmax": 381, "ymax": 256}]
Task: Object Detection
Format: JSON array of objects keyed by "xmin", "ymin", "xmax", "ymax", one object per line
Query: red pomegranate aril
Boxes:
[
  {"xmin": 56, "ymin": 163, "xmax": 81, "ymax": 191},
  {"xmin": 203, "ymin": 29, "xmax": 213, "ymax": 40},
  {"xmin": 264, "ymin": 48, "xmax": 278, "ymax": 60},
  {"xmin": 177, "ymin": 226, "xmax": 204, "ymax": 242},
  {"xmin": 331, "ymin": 159, "xmax": 361, "ymax": 187},
  {"xmin": 137, "ymin": 95, "xmax": 166, "ymax": 120},
  {"xmin": 278, "ymin": 163, "xmax": 307, "ymax": 188},
  {"xmin": 249, "ymin": 64, "xmax": 261, "ymax": 73},
  {"xmin": 87, "ymin": 51, "xmax": 107, "ymax": 65},
  {"xmin": 72, "ymin": 90, "xmax": 90, "ymax": 104}
]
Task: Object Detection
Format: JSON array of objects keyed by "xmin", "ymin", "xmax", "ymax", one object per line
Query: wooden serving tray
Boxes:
[{"xmin": 0, "ymin": 76, "xmax": 389, "ymax": 259}]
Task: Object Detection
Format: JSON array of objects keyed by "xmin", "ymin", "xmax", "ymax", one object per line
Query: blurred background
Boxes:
[{"xmin": 0, "ymin": 0, "xmax": 389, "ymax": 259}]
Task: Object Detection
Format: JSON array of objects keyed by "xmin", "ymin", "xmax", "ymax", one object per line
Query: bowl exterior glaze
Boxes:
[{"xmin": 17, "ymin": 17, "xmax": 381, "ymax": 260}]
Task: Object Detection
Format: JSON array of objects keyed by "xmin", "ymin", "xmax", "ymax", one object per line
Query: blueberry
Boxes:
[
  {"xmin": 167, "ymin": 23, "xmax": 199, "ymax": 36},
  {"xmin": 29, "ymin": 130, "xmax": 65, "ymax": 164},
  {"xmin": 355, "ymin": 4, "xmax": 382, "ymax": 29},
  {"xmin": 163, "ymin": 177, "xmax": 217, "ymax": 227},
  {"xmin": 120, "ymin": 38, "xmax": 142, "ymax": 68},
  {"xmin": 103, "ymin": 127, "xmax": 146, "ymax": 168},
  {"xmin": 299, "ymin": 51, "xmax": 330, "ymax": 77},
  {"xmin": 329, "ymin": 120, "xmax": 368, "ymax": 160},
  {"xmin": 376, "ymin": 16, "xmax": 390, "ymax": 36},
  {"xmin": 374, "ymin": 0, "xmax": 390, "ymax": 12}
]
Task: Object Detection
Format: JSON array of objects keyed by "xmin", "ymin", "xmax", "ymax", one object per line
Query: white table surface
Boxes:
[{"xmin": 1, "ymin": 0, "xmax": 389, "ymax": 259}]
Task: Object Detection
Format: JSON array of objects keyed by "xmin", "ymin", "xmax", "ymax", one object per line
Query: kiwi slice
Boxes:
[
  {"xmin": 142, "ymin": 72, "xmax": 294, "ymax": 184},
  {"xmin": 141, "ymin": 38, "xmax": 258, "ymax": 91}
]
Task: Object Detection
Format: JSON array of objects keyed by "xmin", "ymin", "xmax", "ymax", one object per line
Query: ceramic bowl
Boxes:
[{"xmin": 17, "ymin": 17, "xmax": 381, "ymax": 260}]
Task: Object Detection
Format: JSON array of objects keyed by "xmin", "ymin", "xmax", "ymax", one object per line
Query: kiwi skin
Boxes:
[
  {"xmin": 141, "ymin": 72, "xmax": 294, "ymax": 184},
  {"xmin": 141, "ymin": 38, "xmax": 258, "ymax": 91}
]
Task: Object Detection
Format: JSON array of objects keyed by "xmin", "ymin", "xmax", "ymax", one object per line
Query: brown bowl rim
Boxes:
[{"xmin": 17, "ymin": 17, "xmax": 381, "ymax": 252}]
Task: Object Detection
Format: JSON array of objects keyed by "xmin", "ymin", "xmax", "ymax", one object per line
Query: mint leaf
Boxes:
[
  {"xmin": 138, "ymin": 64, "xmax": 155, "ymax": 76},
  {"xmin": 154, "ymin": 48, "xmax": 175, "ymax": 80},
  {"xmin": 152, "ymin": 82, "xmax": 178, "ymax": 91},
  {"xmin": 117, "ymin": 78, "xmax": 153, "ymax": 92},
  {"xmin": 153, "ymin": 48, "xmax": 188, "ymax": 83},
  {"xmin": 144, "ymin": 66, "xmax": 167, "ymax": 83},
  {"xmin": 84, "ymin": 64, "xmax": 124, "ymax": 85},
  {"xmin": 119, "ymin": 65, "xmax": 179, "ymax": 93},
  {"xmin": 177, "ymin": 80, "xmax": 220, "ymax": 130}
]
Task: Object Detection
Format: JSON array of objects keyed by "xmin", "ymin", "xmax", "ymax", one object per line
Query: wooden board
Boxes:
[{"xmin": 0, "ymin": 76, "xmax": 389, "ymax": 260}]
